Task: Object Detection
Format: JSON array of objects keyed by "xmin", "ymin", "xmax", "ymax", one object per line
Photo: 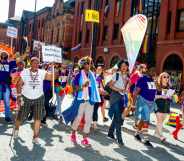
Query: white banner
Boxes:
[
  {"xmin": 121, "ymin": 14, "xmax": 148, "ymax": 73},
  {"xmin": 42, "ymin": 45, "xmax": 62, "ymax": 63},
  {"xmin": 7, "ymin": 26, "xmax": 18, "ymax": 38}
]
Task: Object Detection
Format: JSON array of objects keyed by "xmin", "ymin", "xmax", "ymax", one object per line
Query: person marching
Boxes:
[
  {"xmin": 63, "ymin": 56, "xmax": 101, "ymax": 147},
  {"xmin": 108, "ymin": 60, "xmax": 129, "ymax": 146},
  {"xmin": 132, "ymin": 68, "xmax": 157, "ymax": 147},
  {"xmin": 54, "ymin": 64, "xmax": 68, "ymax": 120},
  {"xmin": 13, "ymin": 57, "xmax": 55, "ymax": 144},
  {"xmin": 155, "ymin": 72, "xmax": 173, "ymax": 142},
  {"xmin": 92, "ymin": 66, "xmax": 108, "ymax": 129},
  {"xmin": 0, "ymin": 52, "xmax": 16, "ymax": 123}
]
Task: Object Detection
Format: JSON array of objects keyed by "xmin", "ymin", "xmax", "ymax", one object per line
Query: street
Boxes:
[{"xmin": 0, "ymin": 103, "xmax": 184, "ymax": 161}]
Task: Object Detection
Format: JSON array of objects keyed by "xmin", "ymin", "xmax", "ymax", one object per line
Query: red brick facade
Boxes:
[
  {"xmin": 71, "ymin": 0, "xmax": 132, "ymax": 67},
  {"xmin": 156, "ymin": 0, "xmax": 184, "ymax": 90}
]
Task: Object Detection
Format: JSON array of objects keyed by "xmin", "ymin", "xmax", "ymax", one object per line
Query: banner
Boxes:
[
  {"xmin": 121, "ymin": 14, "xmax": 148, "ymax": 73},
  {"xmin": 85, "ymin": 9, "xmax": 100, "ymax": 23},
  {"xmin": 42, "ymin": 45, "xmax": 62, "ymax": 63},
  {"xmin": 6, "ymin": 26, "xmax": 18, "ymax": 38}
]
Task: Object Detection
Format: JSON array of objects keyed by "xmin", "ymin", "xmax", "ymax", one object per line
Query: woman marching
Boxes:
[
  {"xmin": 108, "ymin": 60, "xmax": 129, "ymax": 146},
  {"xmin": 155, "ymin": 72, "xmax": 174, "ymax": 142},
  {"xmin": 62, "ymin": 56, "xmax": 101, "ymax": 147}
]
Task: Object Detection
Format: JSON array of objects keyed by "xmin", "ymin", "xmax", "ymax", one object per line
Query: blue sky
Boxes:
[{"xmin": 0, "ymin": 0, "xmax": 68, "ymax": 22}]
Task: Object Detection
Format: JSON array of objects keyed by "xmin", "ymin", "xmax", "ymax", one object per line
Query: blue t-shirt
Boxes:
[
  {"xmin": 0, "ymin": 61, "xmax": 16, "ymax": 84},
  {"xmin": 136, "ymin": 75, "xmax": 156, "ymax": 102}
]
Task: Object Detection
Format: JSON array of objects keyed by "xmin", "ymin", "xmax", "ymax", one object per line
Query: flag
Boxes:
[
  {"xmin": 142, "ymin": 34, "xmax": 149, "ymax": 54},
  {"xmin": 121, "ymin": 14, "xmax": 148, "ymax": 73}
]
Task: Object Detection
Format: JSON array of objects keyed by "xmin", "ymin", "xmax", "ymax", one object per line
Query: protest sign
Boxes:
[
  {"xmin": 7, "ymin": 26, "xmax": 18, "ymax": 38},
  {"xmin": 85, "ymin": 9, "xmax": 99, "ymax": 23},
  {"xmin": 42, "ymin": 45, "xmax": 62, "ymax": 63}
]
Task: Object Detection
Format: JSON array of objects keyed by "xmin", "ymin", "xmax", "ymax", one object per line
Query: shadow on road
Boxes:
[
  {"xmin": 10, "ymin": 139, "xmax": 46, "ymax": 161},
  {"xmin": 65, "ymin": 145, "xmax": 121, "ymax": 161},
  {"xmin": 114, "ymin": 146, "xmax": 153, "ymax": 161},
  {"xmin": 142, "ymin": 146, "xmax": 182, "ymax": 161}
]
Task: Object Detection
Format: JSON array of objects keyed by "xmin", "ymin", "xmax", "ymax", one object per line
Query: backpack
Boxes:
[{"xmin": 104, "ymin": 73, "xmax": 119, "ymax": 100}]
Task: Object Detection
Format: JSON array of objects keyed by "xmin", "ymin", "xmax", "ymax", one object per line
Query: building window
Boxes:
[
  {"xmin": 85, "ymin": 29, "xmax": 90, "ymax": 44},
  {"xmin": 78, "ymin": 31, "xmax": 82, "ymax": 43},
  {"xmin": 88, "ymin": 0, "xmax": 92, "ymax": 9},
  {"xmin": 102, "ymin": 26, "xmax": 108, "ymax": 41},
  {"xmin": 177, "ymin": 10, "xmax": 184, "ymax": 32},
  {"xmin": 115, "ymin": 0, "xmax": 122, "ymax": 16},
  {"xmin": 167, "ymin": 11, "xmax": 172, "ymax": 33},
  {"xmin": 104, "ymin": 0, "xmax": 110, "ymax": 17},
  {"xmin": 110, "ymin": 56, "xmax": 119, "ymax": 68},
  {"xmin": 80, "ymin": 2, "xmax": 85, "ymax": 15},
  {"xmin": 56, "ymin": 28, "xmax": 60, "ymax": 43},
  {"xmin": 113, "ymin": 24, "xmax": 119, "ymax": 40}
]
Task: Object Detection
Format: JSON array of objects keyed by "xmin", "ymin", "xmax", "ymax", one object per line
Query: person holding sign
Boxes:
[
  {"xmin": 155, "ymin": 72, "xmax": 175, "ymax": 142},
  {"xmin": 13, "ymin": 57, "xmax": 57, "ymax": 144},
  {"xmin": 132, "ymin": 68, "xmax": 157, "ymax": 147}
]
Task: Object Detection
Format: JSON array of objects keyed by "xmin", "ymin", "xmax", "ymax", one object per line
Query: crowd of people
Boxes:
[{"xmin": 0, "ymin": 52, "xmax": 183, "ymax": 147}]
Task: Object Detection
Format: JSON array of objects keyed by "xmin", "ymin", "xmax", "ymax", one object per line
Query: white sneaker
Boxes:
[
  {"xmin": 33, "ymin": 137, "xmax": 40, "ymax": 145},
  {"xmin": 13, "ymin": 130, "xmax": 19, "ymax": 139}
]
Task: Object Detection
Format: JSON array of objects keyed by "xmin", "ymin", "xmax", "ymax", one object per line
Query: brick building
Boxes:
[
  {"xmin": 156, "ymin": 0, "xmax": 184, "ymax": 91},
  {"xmin": 18, "ymin": 0, "xmax": 75, "ymax": 57},
  {"xmin": 71, "ymin": 0, "xmax": 132, "ymax": 67}
]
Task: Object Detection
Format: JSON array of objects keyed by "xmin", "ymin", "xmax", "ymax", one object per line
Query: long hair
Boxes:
[{"xmin": 156, "ymin": 72, "xmax": 171, "ymax": 91}]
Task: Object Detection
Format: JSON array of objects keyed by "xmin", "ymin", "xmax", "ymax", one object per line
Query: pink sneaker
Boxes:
[
  {"xmin": 81, "ymin": 137, "xmax": 91, "ymax": 147},
  {"xmin": 70, "ymin": 133, "xmax": 77, "ymax": 143}
]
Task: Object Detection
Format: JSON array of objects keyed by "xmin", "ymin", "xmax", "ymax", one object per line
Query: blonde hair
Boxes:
[{"xmin": 157, "ymin": 72, "xmax": 171, "ymax": 90}]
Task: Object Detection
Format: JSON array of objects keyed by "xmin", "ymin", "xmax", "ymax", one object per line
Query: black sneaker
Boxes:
[
  {"xmin": 103, "ymin": 117, "xmax": 109, "ymax": 122},
  {"xmin": 118, "ymin": 140, "xmax": 124, "ymax": 146},
  {"xmin": 5, "ymin": 117, "xmax": 13, "ymax": 124},
  {"xmin": 134, "ymin": 134, "xmax": 142, "ymax": 141},
  {"xmin": 144, "ymin": 140, "xmax": 153, "ymax": 147},
  {"xmin": 107, "ymin": 133, "xmax": 115, "ymax": 140},
  {"xmin": 41, "ymin": 120, "xmax": 47, "ymax": 126}
]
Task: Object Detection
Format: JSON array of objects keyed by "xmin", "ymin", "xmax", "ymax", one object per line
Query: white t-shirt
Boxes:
[
  {"xmin": 112, "ymin": 72, "xmax": 129, "ymax": 95},
  {"xmin": 21, "ymin": 68, "xmax": 46, "ymax": 99}
]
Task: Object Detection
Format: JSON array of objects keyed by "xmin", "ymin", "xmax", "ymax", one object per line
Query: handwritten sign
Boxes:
[{"xmin": 42, "ymin": 45, "xmax": 62, "ymax": 63}]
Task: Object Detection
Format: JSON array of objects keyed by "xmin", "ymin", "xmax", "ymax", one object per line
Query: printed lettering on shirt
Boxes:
[
  {"xmin": 0, "ymin": 64, "xmax": 9, "ymax": 72},
  {"xmin": 147, "ymin": 82, "xmax": 156, "ymax": 90}
]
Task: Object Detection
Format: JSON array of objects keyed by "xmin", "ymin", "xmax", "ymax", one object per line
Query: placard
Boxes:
[{"xmin": 42, "ymin": 45, "xmax": 62, "ymax": 63}]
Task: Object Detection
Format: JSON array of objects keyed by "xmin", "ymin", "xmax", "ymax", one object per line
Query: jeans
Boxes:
[
  {"xmin": 42, "ymin": 91, "xmax": 52, "ymax": 121},
  {"xmin": 0, "ymin": 84, "xmax": 11, "ymax": 118},
  {"xmin": 108, "ymin": 101, "xmax": 123, "ymax": 142},
  {"xmin": 55, "ymin": 93, "xmax": 64, "ymax": 117},
  {"xmin": 93, "ymin": 103, "xmax": 99, "ymax": 122}
]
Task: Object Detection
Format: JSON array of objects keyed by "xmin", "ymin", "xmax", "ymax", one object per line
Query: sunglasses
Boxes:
[
  {"xmin": 84, "ymin": 62, "xmax": 90, "ymax": 65},
  {"xmin": 163, "ymin": 76, "xmax": 169, "ymax": 79}
]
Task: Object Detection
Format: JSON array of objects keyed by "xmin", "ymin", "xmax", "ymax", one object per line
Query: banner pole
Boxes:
[
  {"xmin": 90, "ymin": 23, "xmax": 94, "ymax": 58},
  {"xmin": 10, "ymin": 38, "xmax": 13, "ymax": 55}
]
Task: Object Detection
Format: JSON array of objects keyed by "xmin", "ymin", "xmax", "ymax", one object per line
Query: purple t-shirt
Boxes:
[
  {"xmin": 136, "ymin": 75, "xmax": 156, "ymax": 102},
  {"xmin": 0, "ymin": 61, "xmax": 16, "ymax": 84}
]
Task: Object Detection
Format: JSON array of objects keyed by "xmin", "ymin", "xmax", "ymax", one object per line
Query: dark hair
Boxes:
[{"xmin": 118, "ymin": 59, "xmax": 129, "ymax": 69}]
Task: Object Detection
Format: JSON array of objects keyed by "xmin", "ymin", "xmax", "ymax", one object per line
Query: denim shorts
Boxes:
[{"xmin": 136, "ymin": 96, "xmax": 157, "ymax": 122}]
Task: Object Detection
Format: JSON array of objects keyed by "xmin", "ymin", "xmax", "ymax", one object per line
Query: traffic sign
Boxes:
[{"xmin": 85, "ymin": 9, "xmax": 99, "ymax": 23}]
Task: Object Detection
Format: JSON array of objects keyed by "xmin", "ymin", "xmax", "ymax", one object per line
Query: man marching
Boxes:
[{"xmin": 13, "ymin": 57, "xmax": 55, "ymax": 144}]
